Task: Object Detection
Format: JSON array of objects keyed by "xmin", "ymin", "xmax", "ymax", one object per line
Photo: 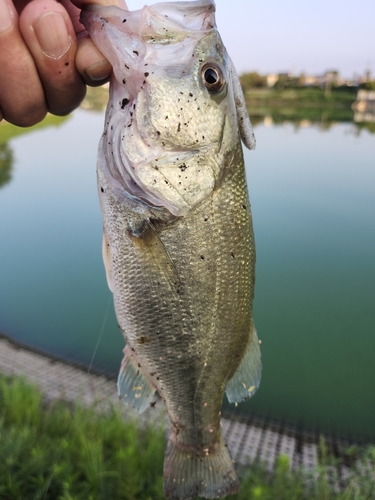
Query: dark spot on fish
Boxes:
[
  {"xmin": 177, "ymin": 123, "xmax": 181, "ymax": 132},
  {"xmin": 133, "ymin": 103, "xmax": 136, "ymax": 109},
  {"xmin": 150, "ymin": 401, "xmax": 156, "ymax": 408},
  {"xmin": 156, "ymin": 376, "xmax": 160, "ymax": 380},
  {"xmin": 122, "ymin": 78, "xmax": 126, "ymax": 84},
  {"xmin": 111, "ymin": 125, "xmax": 113, "ymax": 130},
  {"xmin": 189, "ymin": 92, "xmax": 193, "ymax": 97},
  {"xmin": 122, "ymin": 18, "xmax": 126, "ymax": 22},
  {"xmin": 64, "ymin": 61, "xmax": 69, "ymax": 66},
  {"xmin": 121, "ymin": 98, "xmax": 129, "ymax": 109},
  {"xmin": 179, "ymin": 163, "xmax": 187, "ymax": 172},
  {"xmin": 165, "ymin": 115, "xmax": 168, "ymax": 119},
  {"xmin": 204, "ymin": 217, "xmax": 208, "ymax": 222},
  {"xmin": 128, "ymin": 123, "xmax": 132, "ymax": 127},
  {"xmin": 58, "ymin": 71, "xmax": 61, "ymax": 74},
  {"xmin": 200, "ymin": 255, "xmax": 205, "ymax": 260},
  {"xmin": 144, "ymin": 72, "xmax": 149, "ymax": 77},
  {"xmin": 138, "ymin": 336, "xmax": 152, "ymax": 344},
  {"xmin": 231, "ymin": 252, "xmax": 235, "ymax": 258},
  {"xmin": 133, "ymin": 50, "xmax": 139, "ymax": 56},
  {"xmin": 100, "ymin": 187, "xmax": 104, "ymax": 193},
  {"xmin": 242, "ymin": 204, "xmax": 247, "ymax": 210},
  {"xmin": 125, "ymin": 64, "xmax": 129, "ymax": 69},
  {"xmin": 164, "ymin": 180, "xmax": 168, "ymax": 184},
  {"xmin": 156, "ymin": 131, "xmax": 161, "ymax": 136}
]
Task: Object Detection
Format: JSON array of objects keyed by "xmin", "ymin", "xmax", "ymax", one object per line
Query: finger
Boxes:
[
  {"xmin": 70, "ymin": 0, "xmax": 128, "ymax": 10},
  {"xmin": 0, "ymin": 0, "xmax": 47, "ymax": 126},
  {"xmin": 67, "ymin": 0, "xmax": 127, "ymax": 85},
  {"xmin": 19, "ymin": 0, "xmax": 86, "ymax": 116}
]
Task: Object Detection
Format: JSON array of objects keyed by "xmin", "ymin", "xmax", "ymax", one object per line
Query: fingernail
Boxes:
[
  {"xmin": 85, "ymin": 60, "xmax": 112, "ymax": 81},
  {"xmin": 33, "ymin": 12, "xmax": 71, "ymax": 59},
  {"xmin": 0, "ymin": 0, "xmax": 14, "ymax": 31}
]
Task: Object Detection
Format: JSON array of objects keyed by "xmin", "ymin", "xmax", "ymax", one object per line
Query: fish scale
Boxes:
[{"xmin": 81, "ymin": 1, "xmax": 261, "ymax": 498}]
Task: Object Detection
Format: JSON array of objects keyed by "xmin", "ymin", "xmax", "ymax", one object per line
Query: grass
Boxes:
[
  {"xmin": 243, "ymin": 87, "xmax": 357, "ymax": 109},
  {"xmin": 0, "ymin": 375, "xmax": 374, "ymax": 500}
]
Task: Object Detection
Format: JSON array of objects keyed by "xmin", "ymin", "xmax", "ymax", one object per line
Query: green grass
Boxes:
[
  {"xmin": 243, "ymin": 87, "xmax": 357, "ymax": 108},
  {"xmin": 0, "ymin": 375, "xmax": 374, "ymax": 500}
]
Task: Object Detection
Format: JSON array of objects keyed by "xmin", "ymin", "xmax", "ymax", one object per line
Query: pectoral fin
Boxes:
[
  {"xmin": 118, "ymin": 346, "xmax": 157, "ymax": 413},
  {"xmin": 129, "ymin": 220, "xmax": 179, "ymax": 291},
  {"xmin": 225, "ymin": 322, "xmax": 262, "ymax": 403}
]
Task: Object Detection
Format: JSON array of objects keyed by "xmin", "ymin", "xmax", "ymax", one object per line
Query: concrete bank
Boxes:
[{"xmin": 0, "ymin": 333, "xmax": 359, "ymax": 474}]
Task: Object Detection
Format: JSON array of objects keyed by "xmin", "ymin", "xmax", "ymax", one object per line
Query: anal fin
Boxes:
[
  {"xmin": 225, "ymin": 321, "xmax": 262, "ymax": 403},
  {"xmin": 118, "ymin": 346, "xmax": 156, "ymax": 413}
]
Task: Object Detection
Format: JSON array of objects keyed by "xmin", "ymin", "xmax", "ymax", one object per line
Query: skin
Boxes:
[{"xmin": 0, "ymin": 0, "xmax": 127, "ymax": 126}]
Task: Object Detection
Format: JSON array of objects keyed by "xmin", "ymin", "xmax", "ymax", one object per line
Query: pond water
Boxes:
[{"xmin": 0, "ymin": 109, "xmax": 374, "ymax": 441}]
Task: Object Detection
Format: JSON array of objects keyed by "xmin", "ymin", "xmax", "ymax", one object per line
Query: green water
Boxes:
[{"xmin": 0, "ymin": 111, "xmax": 374, "ymax": 440}]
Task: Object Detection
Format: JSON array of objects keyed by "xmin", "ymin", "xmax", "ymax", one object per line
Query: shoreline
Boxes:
[{"xmin": 1, "ymin": 330, "xmax": 372, "ymax": 475}]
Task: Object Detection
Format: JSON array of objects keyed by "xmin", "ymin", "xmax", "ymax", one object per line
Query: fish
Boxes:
[{"xmin": 81, "ymin": 1, "xmax": 261, "ymax": 498}]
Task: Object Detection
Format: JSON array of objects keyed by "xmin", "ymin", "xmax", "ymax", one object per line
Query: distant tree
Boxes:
[
  {"xmin": 274, "ymin": 74, "xmax": 298, "ymax": 90},
  {"xmin": 297, "ymin": 73, "xmax": 306, "ymax": 86},
  {"xmin": 240, "ymin": 72, "xmax": 267, "ymax": 90},
  {"xmin": 360, "ymin": 81, "xmax": 375, "ymax": 91}
]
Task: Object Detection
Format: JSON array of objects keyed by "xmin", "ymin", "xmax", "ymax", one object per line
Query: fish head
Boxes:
[{"xmin": 81, "ymin": 0, "xmax": 254, "ymax": 217}]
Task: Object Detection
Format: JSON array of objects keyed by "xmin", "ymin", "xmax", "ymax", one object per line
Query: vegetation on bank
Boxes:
[{"xmin": 1, "ymin": 375, "xmax": 374, "ymax": 500}]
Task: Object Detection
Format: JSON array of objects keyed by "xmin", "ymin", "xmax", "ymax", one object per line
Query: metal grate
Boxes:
[{"xmin": 0, "ymin": 332, "xmax": 374, "ymax": 484}]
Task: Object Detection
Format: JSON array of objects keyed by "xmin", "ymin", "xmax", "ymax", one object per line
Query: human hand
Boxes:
[{"xmin": 0, "ymin": 0, "xmax": 127, "ymax": 127}]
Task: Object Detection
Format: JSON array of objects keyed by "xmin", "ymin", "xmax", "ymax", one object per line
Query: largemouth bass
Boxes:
[{"xmin": 81, "ymin": 1, "xmax": 261, "ymax": 498}]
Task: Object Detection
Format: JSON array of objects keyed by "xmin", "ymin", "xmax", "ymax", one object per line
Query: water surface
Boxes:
[{"xmin": 0, "ymin": 112, "xmax": 374, "ymax": 440}]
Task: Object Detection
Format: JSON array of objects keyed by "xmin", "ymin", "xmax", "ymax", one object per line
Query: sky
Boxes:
[{"xmin": 124, "ymin": 0, "xmax": 375, "ymax": 79}]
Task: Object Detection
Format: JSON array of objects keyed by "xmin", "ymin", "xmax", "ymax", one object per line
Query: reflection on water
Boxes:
[
  {"xmin": 0, "ymin": 99, "xmax": 374, "ymax": 441},
  {"xmin": 250, "ymin": 108, "xmax": 375, "ymax": 136},
  {"xmin": 0, "ymin": 114, "xmax": 70, "ymax": 190},
  {"xmin": 0, "ymin": 143, "xmax": 13, "ymax": 188}
]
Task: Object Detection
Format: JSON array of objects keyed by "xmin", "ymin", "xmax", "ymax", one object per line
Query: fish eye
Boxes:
[{"xmin": 201, "ymin": 63, "xmax": 225, "ymax": 93}]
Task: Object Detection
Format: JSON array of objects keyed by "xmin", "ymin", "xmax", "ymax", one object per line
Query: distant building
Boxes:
[
  {"xmin": 266, "ymin": 74, "xmax": 278, "ymax": 87},
  {"xmin": 352, "ymin": 90, "xmax": 375, "ymax": 111},
  {"xmin": 352, "ymin": 90, "xmax": 375, "ymax": 123}
]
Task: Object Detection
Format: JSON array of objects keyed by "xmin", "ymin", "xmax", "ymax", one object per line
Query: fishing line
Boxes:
[
  {"xmin": 42, "ymin": 295, "xmax": 112, "ymax": 499},
  {"xmin": 88, "ymin": 295, "xmax": 111, "ymax": 374}
]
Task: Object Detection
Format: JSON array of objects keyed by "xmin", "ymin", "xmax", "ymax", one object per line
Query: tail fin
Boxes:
[{"xmin": 163, "ymin": 434, "xmax": 240, "ymax": 500}]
